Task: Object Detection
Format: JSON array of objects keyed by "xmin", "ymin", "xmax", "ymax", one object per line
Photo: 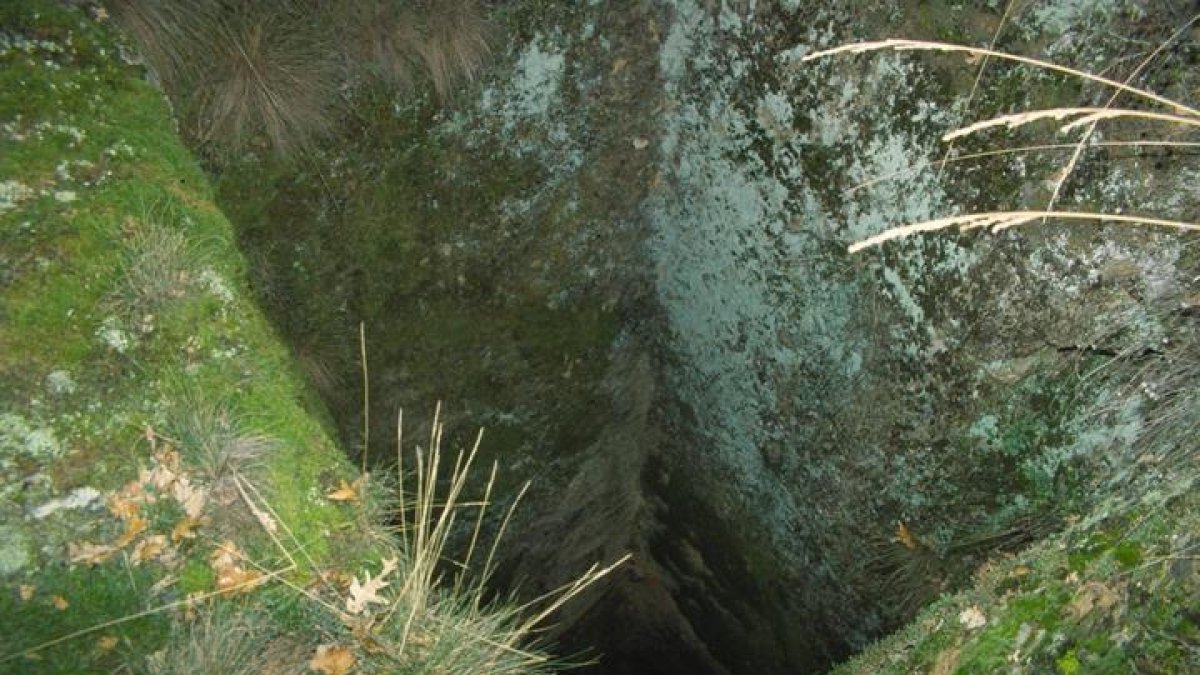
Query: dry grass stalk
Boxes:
[
  {"xmin": 943, "ymin": 107, "xmax": 1200, "ymax": 142},
  {"xmin": 807, "ymin": 30, "xmax": 1200, "ymax": 253},
  {"xmin": 847, "ymin": 211, "xmax": 1200, "ymax": 254},
  {"xmin": 848, "ymin": 140, "xmax": 1200, "ymax": 194},
  {"xmin": 801, "ymin": 39, "xmax": 1200, "ymax": 117},
  {"xmin": 385, "ymin": 404, "xmax": 629, "ymax": 668},
  {"xmin": 1042, "ymin": 14, "xmax": 1200, "ymax": 217},
  {"xmin": 935, "ymin": 0, "xmax": 1017, "ymax": 179}
]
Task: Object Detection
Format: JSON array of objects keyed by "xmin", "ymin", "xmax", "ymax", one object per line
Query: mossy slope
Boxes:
[{"xmin": 0, "ymin": 3, "xmax": 364, "ymax": 670}]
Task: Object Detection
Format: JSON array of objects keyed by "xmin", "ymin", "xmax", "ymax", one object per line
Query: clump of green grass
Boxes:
[
  {"xmin": 161, "ymin": 391, "xmax": 275, "ymax": 485},
  {"xmin": 108, "ymin": 209, "xmax": 207, "ymax": 323},
  {"xmin": 141, "ymin": 605, "xmax": 303, "ymax": 675},
  {"xmin": 339, "ymin": 405, "xmax": 629, "ymax": 673}
]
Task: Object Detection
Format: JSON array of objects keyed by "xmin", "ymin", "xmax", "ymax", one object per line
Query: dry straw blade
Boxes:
[
  {"xmin": 805, "ymin": 35, "xmax": 1200, "ymax": 253},
  {"xmin": 847, "ymin": 211, "xmax": 1200, "ymax": 254},
  {"xmin": 944, "ymin": 107, "xmax": 1200, "ymax": 142},
  {"xmin": 800, "ymin": 39, "xmax": 1200, "ymax": 118}
]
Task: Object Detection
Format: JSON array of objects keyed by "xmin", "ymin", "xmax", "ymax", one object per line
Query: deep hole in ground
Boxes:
[{"xmin": 208, "ymin": 2, "xmax": 1200, "ymax": 673}]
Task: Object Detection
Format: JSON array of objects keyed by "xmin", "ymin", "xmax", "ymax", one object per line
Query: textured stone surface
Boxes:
[{"xmin": 225, "ymin": 0, "xmax": 1200, "ymax": 672}]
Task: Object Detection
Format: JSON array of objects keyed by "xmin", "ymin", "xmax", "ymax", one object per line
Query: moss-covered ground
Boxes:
[{"xmin": 0, "ymin": 2, "xmax": 462, "ymax": 671}]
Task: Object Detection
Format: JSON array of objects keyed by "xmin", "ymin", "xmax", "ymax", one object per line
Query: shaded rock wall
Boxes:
[{"xmin": 222, "ymin": 0, "xmax": 1200, "ymax": 672}]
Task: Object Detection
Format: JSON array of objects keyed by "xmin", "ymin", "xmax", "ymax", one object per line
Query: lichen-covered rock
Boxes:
[{"xmin": 216, "ymin": 0, "xmax": 1200, "ymax": 672}]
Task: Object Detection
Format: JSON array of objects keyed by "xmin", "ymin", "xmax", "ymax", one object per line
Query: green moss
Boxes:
[
  {"xmin": 1111, "ymin": 541, "xmax": 1142, "ymax": 569},
  {"xmin": 178, "ymin": 558, "xmax": 214, "ymax": 595},
  {"xmin": 0, "ymin": 564, "xmax": 170, "ymax": 674},
  {"xmin": 2, "ymin": 2, "xmax": 370, "ymax": 668},
  {"xmin": 1056, "ymin": 650, "xmax": 1081, "ymax": 675}
]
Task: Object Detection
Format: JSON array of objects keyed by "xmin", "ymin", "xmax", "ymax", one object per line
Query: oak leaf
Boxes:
[
  {"xmin": 310, "ymin": 644, "xmax": 355, "ymax": 675},
  {"xmin": 210, "ymin": 541, "xmax": 264, "ymax": 593},
  {"xmin": 345, "ymin": 558, "xmax": 398, "ymax": 615},
  {"xmin": 131, "ymin": 534, "xmax": 168, "ymax": 564},
  {"xmin": 171, "ymin": 516, "xmax": 202, "ymax": 543},
  {"xmin": 69, "ymin": 541, "xmax": 118, "ymax": 566},
  {"xmin": 172, "ymin": 477, "xmax": 207, "ymax": 519},
  {"xmin": 326, "ymin": 479, "xmax": 360, "ymax": 502}
]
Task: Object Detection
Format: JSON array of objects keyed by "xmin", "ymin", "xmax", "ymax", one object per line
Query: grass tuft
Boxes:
[
  {"xmin": 142, "ymin": 605, "xmax": 290, "ymax": 675},
  {"xmin": 162, "ymin": 392, "xmax": 275, "ymax": 485},
  {"xmin": 108, "ymin": 210, "xmax": 207, "ymax": 321},
  {"xmin": 358, "ymin": 405, "xmax": 629, "ymax": 672},
  {"xmin": 108, "ymin": 0, "xmax": 491, "ymax": 158}
]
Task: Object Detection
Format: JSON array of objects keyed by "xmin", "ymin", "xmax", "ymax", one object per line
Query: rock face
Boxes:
[{"xmin": 226, "ymin": 0, "xmax": 1200, "ymax": 672}]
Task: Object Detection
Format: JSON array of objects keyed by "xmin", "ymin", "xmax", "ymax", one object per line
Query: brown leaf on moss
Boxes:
[
  {"xmin": 172, "ymin": 477, "xmax": 207, "ymax": 519},
  {"xmin": 69, "ymin": 541, "xmax": 118, "ymax": 566},
  {"xmin": 171, "ymin": 516, "xmax": 202, "ymax": 542},
  {"xmin": 131, "ymin": 534, "xmax": 168, "ymax": 564},
  {"xmin": 95, "ymin": 635, "xmax": 119, "ymax": 655},
  {"xmin": 52, "ymin": 595, "xmax": 69, "ymax": 610},
  {"xmin": 326, "ymin": 479, "xmax": 360, "ymax": 502},
  {"xmin": 210, "ymin": 541, "xmax": 264, "ymax": 593},
  {"xmin": 107, "ymin": 493, "xmax": 141, "ymax": 521},
  {"xmin": 113, "ymin": 515, "xmax": 149, "ymax": 548},
  {"xmin": 309, "ymin": 644, "xmax": 355, "ymax": 675}
]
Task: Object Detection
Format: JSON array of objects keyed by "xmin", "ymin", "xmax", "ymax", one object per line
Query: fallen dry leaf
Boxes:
[
  {"xmin": 171, "ymin": 516, "xmax": 202, "ymax": 543},
  {"xmin": 131, "ymin": 534, "xmax": 168, "ymax": 564},
  {"xmin": 958, "ymin": 605, "xmax": 987, "ymax": 629},
  {"xmin": 19, "ymin": 585, "xmax": 35, "ymax": 601},
  {"xmin": 210, "ymin": 541, "xmax": 264, "ymax": 593},
  {"xmin": 52, "ymin": 595, "xmax": 69, "ymax": 611},
  {"xmin": 1069, "ymin": 581, "xmax": 1120, "ymax": 619},
  {"xmin": 112, "ymin": 515, "xmax": 149, "ymax": 548},
  {"xmin": 345, "ymin": 558, "xmax": 398, "ymax": 616},
  {"xmin": 896, "ymin": 521, "xmax": 920, "ymax": 550},
  {"xmin": 69, "ymin": 541, "xmax": 118, "ymax": 566},
  {"xmin": 145, "ymin": 464, "xmax": 177, "ymax": 492},
  {"xmin": 172, "ymin": 477, "xmax": 207, "ymax": 519},
  {"xmin": 107, "ymin": 493, "xmax": 141, "ymax": 521},
  {"xmin": 95, "ymin": 635, "xmax": 119, "ymax": 655},
  {"xmin": 326, "ymin": 479, "xmax": 360, "ymax": 502},
  {"xmin": 310, "ymin": 644, "xmax": 355, "ymax": 675}
]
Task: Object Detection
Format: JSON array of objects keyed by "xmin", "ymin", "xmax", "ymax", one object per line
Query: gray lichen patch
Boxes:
[{"xmin": 0, "ymin": 523, "xmax": 31, "ymax": 575}]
